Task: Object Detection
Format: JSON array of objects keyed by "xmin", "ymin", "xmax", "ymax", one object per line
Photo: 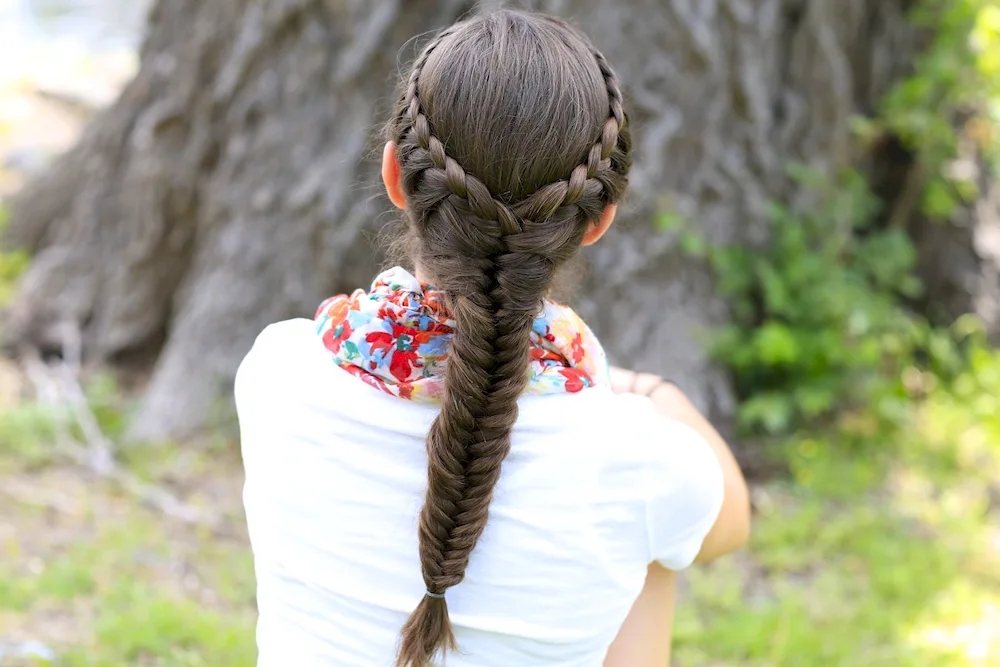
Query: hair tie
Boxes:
[{"xmin": 425, "ymin": 590, "xmax": 446, "ymax": 600}]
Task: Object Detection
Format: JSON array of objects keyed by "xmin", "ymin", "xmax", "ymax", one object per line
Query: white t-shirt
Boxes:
[{"xmin": 236, "ymin": 318, "xmax": 723, "ymax": 667}]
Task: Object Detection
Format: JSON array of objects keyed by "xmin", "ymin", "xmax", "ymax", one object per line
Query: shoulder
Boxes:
[
  {"xmin": 244, "ymin": 318, "xmax": 319, "ymax": 360},
  {"xmin": 235, "ymin": 318, "xmax": 322, "ymax": 406},
  {"xmin": 234, "ymin": 317, "xmax": 435, "ymax": 434},
  {"xmin": 610, "ymin": 394, "xmax": 724, "ymax": 570}
]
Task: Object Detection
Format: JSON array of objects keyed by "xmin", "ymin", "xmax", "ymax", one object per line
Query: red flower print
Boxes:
[
  {"xmin": 559, "ymin": 368, "xmax": 592, "ymax": 393},
  {"xmin": 414, "ymin": 320, "xmax": 452, "ymax": 340},
  {"xmin": 366, "ymin": 330, "xmax": 394, "ymax": 358},
  {"xmin": 569, "ymin": 333, "xmax": 586, "ymax": 365},
  {"xmin": 376, "ymin": 302, "xmax": 397, "ymax": 321},
  {"xmin": 533, "ymin": 348, "xmax": 562, "ymax": 364},
  {"xmin": 367, "ymin": 322, "xmax": 422, "ymax": 383},
  {"xmin": 389, "ymin": 348, "xmax": 418, "ymax": 383},
  {"xmin": 322, "ymin": 317, "xmax": 353, "ymax": 355},
  {"xmin": 318, "ymin": 268, "xmax": 605, "ymax": 404},
  {"xmin": 340, "ymin": 364, "xmax": 392, "ymax": 396},
  {"xmin": 318, "ymin": 297, "xmax": 350, "ymax": 323}
]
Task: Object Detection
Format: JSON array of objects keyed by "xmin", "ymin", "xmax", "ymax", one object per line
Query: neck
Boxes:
[{"xmin": 413, "ymin": 263, "xmax": 433, "ymax": 285}]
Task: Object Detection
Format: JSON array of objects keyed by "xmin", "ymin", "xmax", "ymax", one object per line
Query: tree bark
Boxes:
[
  {"xmin": 2, "ymin": 0, "xmax": 921, "ymax": 467},
  {"xmin": 910, "ymin": 152, "xmax": 1000, "ymax": 342}
]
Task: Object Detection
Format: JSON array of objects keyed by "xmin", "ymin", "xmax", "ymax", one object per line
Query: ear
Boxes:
[
  {"xmin": 581, "ymin": 204, "xmax": 617, "ymax": 246},
  {"xmin": 382, "ymin": 141, "xmax": 407, "ymax": 210}
]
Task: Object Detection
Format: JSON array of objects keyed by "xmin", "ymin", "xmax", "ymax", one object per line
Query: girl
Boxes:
[{"xmin": 236, "ymin": 9, "xmax": 750, "ymax": 667}]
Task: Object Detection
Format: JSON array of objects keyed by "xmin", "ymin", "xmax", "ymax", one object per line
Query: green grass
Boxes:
[
  {"xmin": 673, "ymin": 349, "xmax": 1000, "ymax": 667},
  {"xmin": 0, "ymin": 420, "xmax": 256, "ymax": 666}
]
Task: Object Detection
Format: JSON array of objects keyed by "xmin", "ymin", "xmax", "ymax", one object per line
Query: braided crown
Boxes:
[{"xmin": 396, "ymin": 25, "xmax": 630, "ymax": 248}]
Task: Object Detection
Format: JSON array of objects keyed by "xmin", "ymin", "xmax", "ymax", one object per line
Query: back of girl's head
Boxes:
[{"xmin": 386, "ymin": 10, "xmax": 631, "ymax": 666}]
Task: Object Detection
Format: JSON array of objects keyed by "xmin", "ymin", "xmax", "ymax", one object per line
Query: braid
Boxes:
[{"xmin": 390, "ymin": 12, "xmax": 632, "ymax": 667}]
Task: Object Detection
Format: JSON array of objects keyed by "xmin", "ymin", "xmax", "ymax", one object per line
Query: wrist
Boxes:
[
  {"xmin": 628, "ymin": 371, "xmax": 661, "ymax": 396},
  {"xmin": 647, "ymin": 379, "xmax": 681, "ymax": 403}
]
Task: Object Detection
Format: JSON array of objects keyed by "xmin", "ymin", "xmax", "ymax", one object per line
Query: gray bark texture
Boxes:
[
  {"xmin": 910, "ymin": 152, "xmax": 1000, "ymax": 340},
  {"xmin": 1, "ymin": 0, "xmax": 933, "ymax": 470}
]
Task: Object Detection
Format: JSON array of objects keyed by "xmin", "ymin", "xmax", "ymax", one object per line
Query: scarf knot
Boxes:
[{"xmin": 314, "ymin": 267, "xmax": 609, "ymax": 402}]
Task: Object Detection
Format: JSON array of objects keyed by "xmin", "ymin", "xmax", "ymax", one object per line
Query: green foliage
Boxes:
[
  {"xmin": 0, "ymin": 465, "xmax": 256, "ymax": 666},
  {"xmin": 684, "ymin": 0, "xmax": 1000, "ymax": 438},
  {"xmin": 664, "ymin": 4, "xmax": 1000, "ymax": 658},
  {"xmin": 702, "ymin": 166, "xmax": 926, "ymax": 435},
  {"xmin": 877, "ymin": 0, "xmax": 1000, "ymax": 219}
]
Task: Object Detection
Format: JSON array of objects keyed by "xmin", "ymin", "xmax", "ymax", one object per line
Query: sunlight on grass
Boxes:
[
  {"xmin": 908, "ymin": 588, "xmax": 1000, "ymax": 665},
  {"xmin": 81, "ymin": 581, "xmax": 255, "ymax": 667},
  {"xmin": 674, "ymin": 343, "xmax": 1000, "ymax": 667}
]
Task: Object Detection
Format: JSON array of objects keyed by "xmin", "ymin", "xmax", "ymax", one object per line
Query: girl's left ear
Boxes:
[
  {"xmin": 581, "ymin": 204, "xmax": 617, "ymax": 246},
  {"xmin": 382, "ymin": 142, "xmax": 408, "ymax": 210}
]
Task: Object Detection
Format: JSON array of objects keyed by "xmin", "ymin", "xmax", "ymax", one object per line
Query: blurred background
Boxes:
[{"xmin": 0, "ymin": 0, "xmax": 999, "ymax": 665}]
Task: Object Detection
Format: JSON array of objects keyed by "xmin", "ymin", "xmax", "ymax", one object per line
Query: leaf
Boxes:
[
  {"xmin": 794, "ymin": 384, "xmax": 837, "ymax": 418},
  {"xmin": 922, "ymin": 177, "xmax": 959, "ymax": 220},
  {"xmin": 752, "ymin": 322, "xmax": 800, "ymax": 366},
  {"xmin": 740, "ymin": 394, "xmax": 795, "ymax": 435},
  {"xmin": 758, "ymin": 263, "xmax": 791, "ymax": 315}
]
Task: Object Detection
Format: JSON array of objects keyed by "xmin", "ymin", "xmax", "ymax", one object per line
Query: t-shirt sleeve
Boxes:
[
  {"xmin": 638, "ymin": 410, "xmax": 725, "ymax": 571},
  {"xmin": 234, "ymin": 319, "xmax": 312, "ymax": 419}
]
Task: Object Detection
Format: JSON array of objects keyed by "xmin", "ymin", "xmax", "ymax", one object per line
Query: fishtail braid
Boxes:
[{"xmin": 387, "ymin": 11, "xmax": 632, "ymax": 667}]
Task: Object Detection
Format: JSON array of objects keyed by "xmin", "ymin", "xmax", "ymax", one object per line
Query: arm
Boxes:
[
  {"xmin": 604, "ymin": 564, "xmax": 676, "ymax": 667},
  {"xmin": 611, "ymin": 368, "xmax": 751, "ymax": 563}
]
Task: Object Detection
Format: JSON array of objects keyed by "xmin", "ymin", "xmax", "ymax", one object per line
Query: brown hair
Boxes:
[{"xmin": 385, "ymin": 10, "xmax": 632, "ymax": 666}]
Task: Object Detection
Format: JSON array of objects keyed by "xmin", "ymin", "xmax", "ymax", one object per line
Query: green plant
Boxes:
[
  {"xmin": 876, "ymin": 0, "xmax": 1000, "ymax": 219},
  {"xmin": 702, "ymin": 166, "xmax": 925, "ymax": 436}
]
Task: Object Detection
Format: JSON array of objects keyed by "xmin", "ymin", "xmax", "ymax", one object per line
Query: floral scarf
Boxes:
[{"xmin": 315, "ymin": 267, "xmax": 609, "ymax": 402}]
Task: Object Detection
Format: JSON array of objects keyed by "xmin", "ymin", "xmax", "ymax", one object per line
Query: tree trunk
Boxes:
[
  {"xmin": 2, "ymin": 0, "xmax": 921, "ymax": 468},
  {"xmin": 911, "ymin": 152, "xmax": 1000, "ymax": 341}
]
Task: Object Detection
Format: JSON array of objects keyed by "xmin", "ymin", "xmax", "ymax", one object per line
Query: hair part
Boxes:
[{"xmin": 386, "ymin": 10, "xmax": 632, "ymax": 666}]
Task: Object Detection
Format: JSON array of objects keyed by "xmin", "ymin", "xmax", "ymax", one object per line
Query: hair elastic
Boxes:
[{"xmin": 425, "ymin": 590, "xmax": 446, "ymax": 600}]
